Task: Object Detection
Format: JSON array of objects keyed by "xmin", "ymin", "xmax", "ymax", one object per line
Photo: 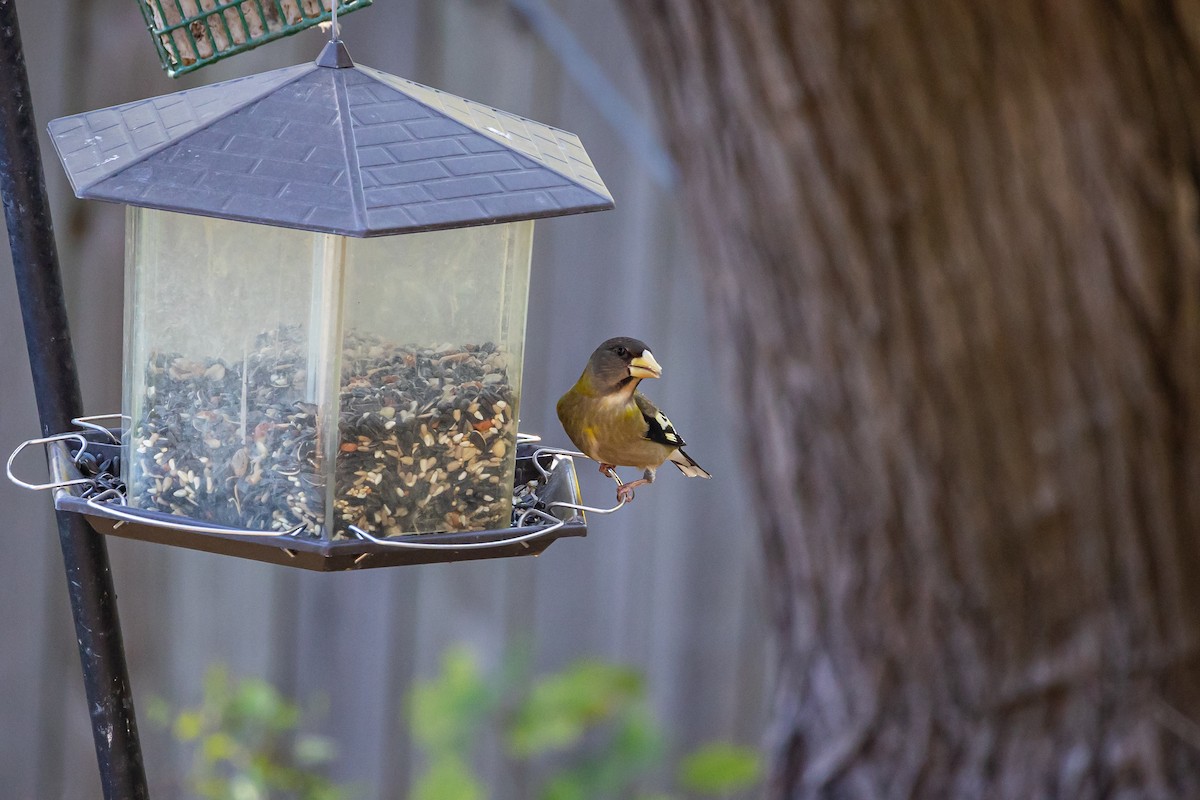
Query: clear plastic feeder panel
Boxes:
[{"xmin": 124, "ymin": 208, "xmax": 533, "ymax": 539}]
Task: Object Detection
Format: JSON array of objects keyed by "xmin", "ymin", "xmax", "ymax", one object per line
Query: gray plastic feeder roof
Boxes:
[{"xmin": 47, "ymin": 43, "xmax": 614, "ymax": 237}]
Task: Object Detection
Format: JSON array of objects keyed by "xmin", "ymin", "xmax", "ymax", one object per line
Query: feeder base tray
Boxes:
[{"xmin": 47, "ymin": 436, "xmax": 586, "ymax": 572}]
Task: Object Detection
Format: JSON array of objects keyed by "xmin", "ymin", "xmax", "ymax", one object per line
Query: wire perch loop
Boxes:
[
  {"xmin": 6, "ymin": 419, "xmax": 304, "ymax": 539},
  {"xmin": 71, "ymin": 414, "xmax": 128, "ymax": 445},
  {"xmin": 6, "ymin": 432, "xmax": 94, "ymax": 491}
]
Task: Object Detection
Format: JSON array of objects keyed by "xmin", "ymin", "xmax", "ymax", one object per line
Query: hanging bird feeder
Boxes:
[{"xmin": 13, "ymin": 32, "xmax": 617, "ymax": 570}]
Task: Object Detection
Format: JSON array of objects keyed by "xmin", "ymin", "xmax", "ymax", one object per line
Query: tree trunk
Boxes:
[{"xmin": 619, "ymin": 1, "xmax": 1200, "ymax": 797}]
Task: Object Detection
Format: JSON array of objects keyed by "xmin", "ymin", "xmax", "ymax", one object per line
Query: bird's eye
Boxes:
[{"xmin": 614, "ymin": 346, "xmax": 628, "ymax": 358}]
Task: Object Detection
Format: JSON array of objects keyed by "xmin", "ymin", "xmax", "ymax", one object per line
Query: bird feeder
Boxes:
[{"xmin": 40, "ymin": 39, "xmax": 613, "ymax": 568}]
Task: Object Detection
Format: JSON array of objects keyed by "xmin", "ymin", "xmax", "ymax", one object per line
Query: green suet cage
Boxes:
[{"xmin": 137, "ymin": 0, "xmax": 372, "ymax": 77}]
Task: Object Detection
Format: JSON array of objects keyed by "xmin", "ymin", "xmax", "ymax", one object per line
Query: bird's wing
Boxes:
[{"xmin": 634, "ymin": 393, "xmax": 687, "ymax": 448}]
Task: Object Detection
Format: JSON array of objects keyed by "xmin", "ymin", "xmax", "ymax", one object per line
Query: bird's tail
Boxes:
[{"xmin": 668, "ymin": 448, "xmax": 712, "ymax": 479}]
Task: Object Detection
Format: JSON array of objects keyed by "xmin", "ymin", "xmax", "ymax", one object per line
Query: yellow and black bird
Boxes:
[{"xmin": 557, "ymin": 337, "xmax": 710, "ymax": 502}]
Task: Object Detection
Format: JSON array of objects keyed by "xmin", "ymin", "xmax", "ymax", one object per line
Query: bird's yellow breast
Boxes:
[
  {"xmin": 556, "ymin": 388, "xmax": 672, "ymax": 470},
  {"xmin": 580, "ymin": 424, "xmax": 599, "ymax": 454}
]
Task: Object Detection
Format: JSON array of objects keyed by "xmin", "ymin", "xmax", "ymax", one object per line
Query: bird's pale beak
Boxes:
[{"xmin": 629, "ymin": 350, "xmax": 662, "ymax": 379}]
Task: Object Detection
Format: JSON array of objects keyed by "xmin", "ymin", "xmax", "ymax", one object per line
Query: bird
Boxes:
[{"xmin": 556, "ymin": 337, "xmax": 711, "ymax": 503}]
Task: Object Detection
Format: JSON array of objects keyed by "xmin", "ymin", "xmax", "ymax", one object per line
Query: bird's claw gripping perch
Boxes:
[
  {"xmin": 601, "ymin": 462, "xmax": 634, "ymax": 501},
  {"xmin": 616, "ymin": 478, "xmax": 650, "ymax": 503}
]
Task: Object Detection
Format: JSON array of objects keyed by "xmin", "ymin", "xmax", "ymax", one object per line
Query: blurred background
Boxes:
[{"xmin": 0, "ymin": 1, "xmax": 767, "ymax": 798}]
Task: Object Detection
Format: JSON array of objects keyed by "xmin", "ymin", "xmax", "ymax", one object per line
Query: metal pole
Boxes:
[{"xmin": 0, "ymin": 1, "xmax": 150, "ymax": 797}]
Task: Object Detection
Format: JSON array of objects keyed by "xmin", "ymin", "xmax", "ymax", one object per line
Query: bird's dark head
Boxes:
[{"xmin": 584, "ymin": 337, "xmax": 662, "ymax": 393}]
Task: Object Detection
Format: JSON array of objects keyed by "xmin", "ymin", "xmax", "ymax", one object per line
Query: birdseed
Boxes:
[{"xmin": 130, "ymin": 326, "xmax": 517, "ymax": 538}]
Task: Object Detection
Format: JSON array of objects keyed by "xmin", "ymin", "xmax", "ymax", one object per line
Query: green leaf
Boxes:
[
  {"xmin": 610, "ymin": 707, "xmax": 665, "ymax": 769},
  {"xmin": 229, "ymin": 773, "xmax": 265, "ymax": 800},
  {"xmin": 540, "ymin": 773, "xmax": 589, "ymax": 800},
  {"xmin": 174, "ymin": 710, "xmax": 205, "ymax": 742},
  {"xmin": 529, "ymin": 708, "xmax": 664, "ymax": 800},
  {"xmin": 194, "ymin": 776, "xmax": 231, "ymax": 800},
  {"xmin": 589, "ymin": 708, "xmax": 665, "ymax": 796},
  {"xmin": 408, "ymin": 646, "xmax": 494, "ymax": 752},
  {"xmin": 247, "ymin": 753, "xmax": 281, "ymax": 787},
  {"xmin": 508, "ymin": 713, "xmax": 580, "ymax": 758},
  {"xmin": 202, "ymin": 731, "xmax": 238, "ymax": 763},
  {"xmin": 307, "ymin": 784, "xmax": 352, "ymax": 800},
  {"xmin": 412, "ymin": 754, "xmax": 484, "ymax": 800},
  {"xmin": 308, "ymin": 783, "xmax": 352, "ymax": 800},
  {"xmin": 294, "ymin": 734, "xmax": 338, "ymax": 766},
  {"xmin": 231, "ymin": 677, "xmax": 296, "ymax": 730},
  {"xmin": 677, "ymin": 744, "xmax": 762, "ymax": 795},
  {"xmin": 508, "ymin": 660, "xmax": 643, "ymax": 756},
  {"xmin": 166, "ymin": 665, "xmax": 353, "ymax": 800}
]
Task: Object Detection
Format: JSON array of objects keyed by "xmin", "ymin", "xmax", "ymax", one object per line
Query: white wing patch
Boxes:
[
  {"xmin": 642, "ymin": 405, "xmax": 686, "ymax": 448},
  {"xmin": 655, "ymin": 411, "xmax": 682, "ymax": 444}
]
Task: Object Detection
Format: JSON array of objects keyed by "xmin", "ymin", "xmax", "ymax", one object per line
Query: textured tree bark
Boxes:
[{"xmin": 619, "ymin": 1, "xmax": 1200, "ymax": 797}]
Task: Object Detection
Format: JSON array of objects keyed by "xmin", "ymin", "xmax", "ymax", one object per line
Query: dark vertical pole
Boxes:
[{"xmin": 0, "ymin": 1, "xmax": 150, "ymax": 798}]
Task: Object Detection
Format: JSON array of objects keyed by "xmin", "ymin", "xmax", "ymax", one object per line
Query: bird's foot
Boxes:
[
  {"xmin": 616, "ymin": 478, "xmax": 650, "ymax": 504},
  {"xmin": 598, "ymin": 462, "xmax": 618, "ymax": 479}
]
